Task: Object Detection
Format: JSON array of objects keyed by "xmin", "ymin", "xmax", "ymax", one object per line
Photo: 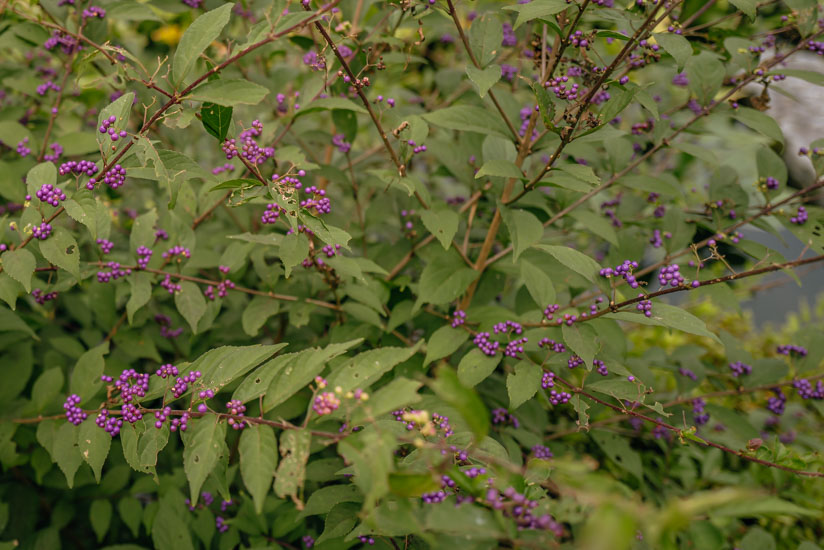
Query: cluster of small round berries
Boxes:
[
  {"xmin": 59, "ymin": 159, "xmax": 97, "ymax": 176},
  {"xmin": 286, "ymin": 225, "xmax": 314, "ymax": 236},
  {"xmin": 728, "ymin": 361, "xmax": 752, "ymax": 377},
  {"xmin": 162, "ymin": 245, "xmax": 190, "ymax": 261},
  {"xmin": 493, "ymin": 320, "xmax": 523, "ymax": 335},
  {"xmin": 222, "ymin": 120, "xmax": 274, "ymax": 165},
  {"xmin": 793, "ymin": 379, "xmax": 824, "ymax": 400},
  {"xmin": 450, "ymin": 309, "xmax": 466, "ymax": 328},
  {"xmin": 538, "ymin": 338, "xmax": 566, "ymax": 352},
  {"xmin": 31, "ymin": 222, "xmax": 52, "ymax": 240},
  {"xmin": 473, "ymin": 332, "xmax": 500, "ymax": 356},
  {"xmin": 204, "ymin": 280, "xmax": 235, "ymax": 300},
  {"xmin": 172, "ymin": 370, "xmax": 202, "ymax": 399},
  {"xmin": 32, "ymin": 288, "xmax": 58, "ymax": 304},
  {"xmin": 532, "ymin": 444, "xmax": 553, "ymax": 459},
  {"xmin": 503, "ymin": 337, "xmax": 528, "ymax": 358},
  {"xmin": 89, "ymin": 164, "xmax": 126, "ymax": 190},
  {"xmin": 156, "ymin": 314, "xmax": 184, "ymax": 339},
  {"xmin": 767, "ymin": 390, "xmax": 786, "ymax": 415},
  {"xmin": 16, "ymin": 138, "xmax": 31, "ymax": 157},
  {"xmin": 692, "ymin": 398, "xmax": 709, "ymax": 426},
  {"xmin": 332, "ymin": 133, "xmax": 351, "ymax": 154},
  {"xmin": 649, "ymin": 229, "xmax": 672, "ymax": 248},
  {"xmin": 790, "ymin": 206, "xmax": 808, "ymax": 225},
  {"xmin": 357, "ymin": 536, "xmax": 375, "ymax": 546},
  {"xmin": 211, "ymin": 163, "xmax": 234, "ymax": 175},
  {"xmin": 136, "ymin": 246, "xmax": 152, "ymax": 269},
  {"xmin": 501, "ymin": 22, "xmax": 516, "ymax": 47},
  {"xmin": 95, "ymin": 410, "xmax": 123, "ymax": 436},
  {"xmin": 658, "ymin": 264, "xmax": 685, "ymax": 287},
  {"xmin": 543, "ymin": 303, "xmax": 560, "ymax": 321},
  {"xmin": 113, "ymin": 369, "xmax": 150, "ymax": 402},
  {"xmin": 321, "ymin": 244, "xmax": 341, "ymax": 258},
  {"xmin": 299, "ymin": 186, "xmax": 331, "ymax": 214},
  {"xmin": 518, "ymin": 105, "xmax": 539, "ymax": 139},
  {"xmin": 678, "ymin": 367, "xmax": 698, "ymax": 381},
  {"xmin": 567, "ymin": 355, "xmax": 584, "ymax": 369},
  {"xmin": 541, "ymin": 371, "xmax": 556, "ymax": 389},
  {"xmin": 374, "ymin": 95, "xmax": 395, "ymax": 107},
  {"xmin": 63, "ymin": 394, "xmax": 87, "ymax": 425},
  {"xmin": 483, "ymin": 487, "xmax": 562, "ymax": 533},
  {"xmin": 36, "ymin": 81, "xmax": 61, "ymax": 96},
  {"xmin": 302, "ymin": 50, "xmax": 326, "ymax": 71},
  {"xmin": 154, "ymin": 406, "xmax": 172, "ymax": 429},
  {"xmin": 600, "ymin": 260, "xmax": 640, "ymax": 288},
  {"xmin": 261, "ymin": 202, "xmax": 285, "ymax": 224},
  {"xmin": 544, "ymin": 75, "xmax": 579, "ymax": 100},
  {"xmin": 99, "ymin": 116, "xmax": 127, "ymax": 142},
  {"xmin": 96, "ymin": 261, "xmax": 131, "ymax": 282},
  {"xmin": 82, "ymin": 5, "xmax": 106, "ymax": 19},
  {"xmin": 765, "ymin": 176, "xmax": 780, "ymax": 190},
  {"xmin": 156, "ymin": 363, "xmax": 179, "ymax": 378},
  {"xmin": 491, "ymin": 408, "xmax": 520, "ymax": 428},
  {"xmin": 501, "ymin": 64, "xmax": 518, "ymax": 81},
  {"xmin": 432, "ymin": 413, "xmax": 454, "ymax": 437},
  {"xmin": 35, "ymin": 183, "xmax": 66, "ymax": 207},
  {"xmin": 226, "ymin": 400, "xmax": 247, "ymax": 429},
  {"xmin": 777, "ymin": 344, "xmax": 807, "ymax": 357},
  {"xmin": 593, "ymin": 359, "xmax": 608, "ymax": 376},
  {"xmin": 636, "ymin": 295, "xmax": 653, "ymax": 317},
  {"xmin": 407, "ymin": 140, "xmax": 427, "ymax": 154},
  {"xmin": 96, "ymin": 238, "xmax": 113, "ymax": 254}
]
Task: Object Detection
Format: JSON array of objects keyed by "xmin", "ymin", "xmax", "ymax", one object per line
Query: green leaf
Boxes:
[
  {"xmin": 32, "ymin": 368, "xmax": 64, "ymax": 412},
  {"xmin": 118, "ymin": 497, "xmax": 143, "ymax": 538},
  {"xmin": 468, "ymin": 15, "xmax": 503, "ymax": 66},
  {"xmin": 739, "ymin": 528, "xmax": 775, "ymax": 550},
  {"xmin": 507, "ymin": 362, "xmax": 542, "ymax": 409},
  {"xmin": 654, "ymin": 33, "xmax": 692, "ymax": 70},
  {"xmin": 587, "ymin": 379, "xmax": 639, "ymax": 402},
  {"xmin": 686, "ymin": 52, "xmax": 725, "ymax": 106},
  {"xmin": 419, "ymin": 208, "xmax": 459, "ymax": 250},
  {"xmin": 504, "ymin": 0, "xmax": 569, "ymax": 29},
  {"xmin": 70, "ymin": 343, "xmax": 108, "ymax": 405},
  {"xmin": 300, "ymin": 484, "xmax": 363, "ymax": 517},
  {"xmin": 572, "ymin": 395, "xmax": 590, "ymax": 427},
  {"xmin": 330, "ymin": 342, "xmax": 421, "ymax": 393},
  {"xmin": 466, "ymin": 65, "xmax": 500, "ymax": 98},
  {"xmin": 78, "ymin": 417, "xmax": 111, "ymax": 483},
  {"xmin": 534, "ymin": 244, "xmax": 601, "ymax": 282},
  {"xmin": 0, "ymin": 273, "xmax": 22, "ymax": 310},
  {"xmin": 728, "ymin": 0, "xmax": 757, "ymax": 18},
  {"xmin": 274, "ymin": 429, "xmax": 311, "ymax": 503},
  {"xmin": 90, "ymin": 500, "xmax": 113, "ymax": 542},
  {"xmin": 210, "ymin": 177, "xmax": 260, "ymax": 191},
  {"xmin": 295, "ymin": 97, "xmax": 367, "ymax": 116},
  {"xmin": 279, "ymin": 233, "xmax": 309, "ymax": 278},
  {"xmin": 776, "ymin": 69, "xmax": 824, "ymax": 86},
  {"xmin": 457, "ymin": 349, "xmax": 501, "ymax": 387},
  {"xmin": 424, "ymin": 327, "xmax": 468, "ymax": 367},
  {"xmin": 351, "ymin": 377, "xmax": 423, "ymax": 423},
  {"xmin": 172, "ymin": 3, "xmax": 233, "ymax": 85},
  {"xmin": 415, "ymin": 249, "xmax": 478, "ymax": 308},
  {"xmin": 650, "ymin": 303, "xmax": 723, "ymax": 345},
  {"xmin": 734, "ymin": 107, "xmax": 784, "ymax": 148},
  {"xmin": 175, "ymin": 281, "xmax": 207, "ymax": 333},
  {"xmin": 26, "ymin": 162, "xmax": 56, "ymax": 196},
  {"xmin": 127, "ymin": 272, "xmax": 153, "ymax": 324},
  {"xmin": 129, "ymin": 209, "xmax": 158, "ymax": 251},
  {"xmin": 562, "ymin": 323, "xmax": 598, "ymax": 369},
  {"xmin": 241, "ymin": 295, "xmax": 280, "ymax": 336},
  {"xmin": 317, "ymin": 502, "xmax": 359, "ymax": 544},
  {"xmin": 187, "ymin": 343, "xmax": 287, "ymax": 395},
  {"xmin": 1, "ymin": 249, "xmax": 35, "ymax": 293},
  {"xmin": 532, "ymin": 82, "xmax": 555, "ymax": 130},
  {"xmin": 152, "ymin": 492, "xmax": 195, "ymax": 550},
  {"xmin": 423, "ymin": 105, "xmax": 512, "ymax": 139},
  {"xmin": 590, "ymin": 429, "xmax": 643, "ymax": 483},
  {"xmin": 0, "ymin": 306, "xmax": 37, "ymax": 338},
  {"xmin": 182, "ymin": 417, "xmax": 227, "ymax": 506},
  {"xmin": 200, "ymin": 102, "xmax": 233, "ymax": 141},
  {"xmin": 431, "ymin": 364, "xmax": 489, "ymax": 442},
  {"xmin": 475, "ymin": 159, "xmax": 523, "ymax": 179},
  {"xmin": 187, "ymin": 79, "xmax": 269, "ymax": 106},
  {"xmin": 53, "ymin": 422, "xmax": 82, "ymax": 488},
  {"xmin": 239, "ymin": 424, "xmax": 278, "ymax": 514},
  {"xmin": 520, "ymin": 259, "xmax": 555, "ymax": 308},
  {"xmin": 337, "ymin": 430, "xmax": 393, "ymax": 511},
  {"xmin": 138, "ymin": 418, "xmax": 169, "ymax": 471},
  {"xmin": 501, "ymin": 206, "xmax": 543, "ymax": 261},
  {"xmin": 97, "ymin": 93, "xmax": 134, "ymax": 150}
]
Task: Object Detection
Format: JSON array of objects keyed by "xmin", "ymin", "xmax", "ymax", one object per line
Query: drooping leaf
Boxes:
[
  {"xmin": 239, "ymin": 424, "xmax": 278, "ymax": 514},
  {"xmin": 182, "ymin": 417, "xmax": 227, "ymax": 506},
  {"xmin": 172, "ymin": 3, "xmax": 234, "ymax": 85}
]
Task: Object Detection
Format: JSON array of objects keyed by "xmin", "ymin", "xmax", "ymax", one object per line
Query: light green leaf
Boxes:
[
  {"xmin": 90, "ymin": 500, "xmax": 113, "ymax": 542},
  {"xmin": 1, "ymin": 249, "xmax": 35, "ymax": 293},
  {"xmin": 504, "ymin": 0, "xmax": 569, "ymax": 29},
  {"xmin": 728, "ymin": 0, "xmax": 757, "ymax": 18},
  {"xmin": 53, "ymin": 422, "xmax": 82, "ymax": 488},
  {"xmin": 78, "ymin": 417, "xmax": 111, "ymax": 483},
  {"xmin": 507, "ymin": 362, "xmax": 542, "ymax": 409},
  {"xmin": 274, "ymin": 429, "xmax": 311, "ymax": 503},
  {"xmin": 424, "ymin": 327, "xmax": 468, "ymax": 367},
  {"xmin": 466, "ymin": 65, "xmax": 500, "ymax": 98},
  {"xmin": 735, "ymin": 107, "xmax": 784, "ymax": 148},
  {"xmin": 300, "ymin": 484, "xmax": 363, "ymax": 518},
  {"xmin": 351, "ymin": 377, "xmax": 423, "ymax": 424},
  {"xmin": 468, "ymin": 14, "xmax": 503, "ymax": 66},
  {"xmin": 562, "ymin": 323, "xmax": 599, "ymax": 369},
  {"xmin": 654, "ymin": 33, "xmax": 692, "ymax": 70},
  {"xmin": 32, "ymin": 368, "xmax": 64, "ymax": 412},
  {"xmin": 239, "ymin": 424, "xmax": 278, "ymax": 514},
  {"xmin": 295, "ymin": 97, "xmax": 367, "ymax": 116},
  {"xmin": 457, "ymin": 349, "xmax": 501, "ymax": 387},
  {"xmin": 175, "ymin": 281, "xmax": 207, "ymax": 333},
  {"xmin": 279, "ymin": 233, "xmax": 309, "ymax": 278},
  {"xmin": 182, "ymin": 417, "xmax": 227, "ymax": 506},
  {"xmin": 414, "ymin": 249, "xmax": 478, "ymax": 308},
  {"xmin": 70, "ymin": 343, "xmax": 108, "ymax": 405},
  {"xmin": 686, "ymin": 52, "xmax": 724, "ymax": 106},
  {"xmin": 431, "ymin": 365, "xmax": 489, "ymax": 442},
  {"xmin": 330, "ymin": 341, "xmax": 422, "ymax": 393},
  {"xmin": 501, "ymin": 206, "xmax": 543, "ymax": 261},
  {"xmin": 520, "ymin": 259, "xmax": 555, "ymax": 308},
  {"xmin": 172, "ymin": 3, "xmax": 233, "ymax": 85},
  {"xmin": 0, "ymin": 306, "xmax": 37, "ymax": 338},
  {"xmin": 475, "ymin": 159, "xmax": 523, "ymax": 179},
  {"xmin": 127, "ymin": 272, "xmax": 153, "ymax": 324},
  {"xmin": 534, "ymin": 244, "xmax": 601, "ymax": 282},
  {"xmin": 423, "ymin": 105, "xmax": 512, "ymax": 139},
  {"xmin": 419, "ymin": 208, "xmax": 459, "ymax": 250},
  {"xmin": 186, "ymin": 79, "xmax": 269, "ymax": 106},
  {"xmin": 241, "ymin": 295, "xmax": 280, "ymax": 336}
]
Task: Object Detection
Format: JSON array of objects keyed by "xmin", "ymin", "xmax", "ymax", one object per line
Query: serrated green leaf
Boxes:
[
  {"xmin": 534, "ymin": 244, "xmax": 601, "ymax": 282},
  {"xmin": 274, "ymin": 429, "xmax": 311, "ymax": 503},
  {"xmin": 507, "ymin": 362, "xmax": 542, "ymax": 409},
  {"xmin": 239, "ymin": 424, "xmax": 278, "ymax": 514},
  {"xmin": 1, "ymin": 249, "xmax": 35, "ymax": 293},
  {"xmin": 53, "ymin": 422, "xmax": 82, "ymax": 488},
  {"xmin": 419, "ymin": 208, "xmax": 459, "ymax": 250},
  {"xmin": 466, "ymin": 65, "xmax": 500, "ymax": 98},
  {"xmin": 175, "ymin": 281, "xmax": 207, "ymax": 333},
  {"xmin": 70, "ymin": 343, "xmax": 108, "ymax": 405},
  {"xmin": 182, "ymin": 417, "xmax": 227, "ymax": 506},
  {"xmin": 172, "ymin": 4, "xmax": 233, "ymax": 85}
]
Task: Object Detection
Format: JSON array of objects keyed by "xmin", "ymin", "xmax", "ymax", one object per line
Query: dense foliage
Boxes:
[{"xmin": 1, "ymin": 0, "xmax": 824, "ymax": 548}]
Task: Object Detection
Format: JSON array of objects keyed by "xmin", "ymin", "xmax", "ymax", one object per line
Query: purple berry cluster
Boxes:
[
  {"xmin": 95, "ymin": 409, "xmax": 123, "ymax": 436},
  {"xmin": 567, "ymin": 355, "xmax": 584, "ymax": 369},
  {"xmin": 593, "ymin": 359, "xmax": 608, "ymax": 376},
  {"xmin": 99, "ymin": 116, "xmax": 127, "ymax": 142},
  {"xmin": 226, "ymin": 399, "xmax": 247, "ymax": 429},
  {"xmin": 44, "ymin": 30, "xmax": 78, "ymax": 54},
  {"xmin": 261, "ymin": 202, "xmax": 285, "ymax": 224},
  {"xmin": 32, "ymin": 288, "xmax": 58, "ymax": 304},
  {"xmin": 136, "ymin": 246, "xmax": 152, "ymax": 269},
  {"xmin": 162, "ymin": 245, "xmax": 190, "ymax": 261},
  {"xmin": 767, "ymin": 390, "xmax": 786, "ymax": 415},
  {"xmin": 538, "ymin": 338, "xmax": 566, "ymax": 353},
  {"xmin": 407, "ymin": 140, "xmax": 427, "ymax": 154},
  {"xmin": 63, "ymin": 394, "xmax": 87, "ymax": 425},
  {"xmin": 483, "ymin": 487, "xmax": 562, "ymax": 533},
  {"xmin": 600, "ymin": 260, "xmax": 640, "ymax": 288},
  {"xmin": 36, "ymin": 81, "xmax": 60, "ymax": 96},
  {"xmin": 543, "ymin": 303, "xmax": 560, "ymax": 321},
  {"xmin": 59, "ymin": 159, "xmax": 97, "ymax": 176},
  {"xmin": 96, "ymin": 261, "xmax": 131, "ymax": 282},
  {"xmin": 313, "ymin": 392, "xmax": 340, "ymax": 416},
  {"xmin": 155, "ymin": 314, "xmax": 183, "ymax": 339},
  {"xmin": 678, "ymin": 367, "xmax": 697, "ymax": 381},
  {"xmin": 765, "ymin": 176, "xmax": 779, "ymax": 190},
  {"xmin": 96, "ymin": 238, "xmax": 113, "ymax": 254},
  {"xmin": 172, "ymin": 370, "xmax": 201, "ymax": 398},
  {"xmin": 501, "ymin": 64, "xmax": 517, "ymax": 81},
  {"xmin": 501, "ymin": 22, "xmax": 516, "ymax": 47},
  {"xmin": 545, "ymin": 75, "xmax": 579, "ymax": 100},
  {"xmin": 299, "ymin": 186, "xmax": 331, "ymax": 215},
  {"xmin": 728, "ymin": 361, "xmax": 752, "ymax": 377},
  {"xmin": 692, "ymin": 398, "xmax": 709, "ymax": 426},
  {"xmin": 332, "ymin": 133, "xmax": 351, "ymax": 153},
  {"xmin": 777, "ymin": 344, "xmax": 807, "ymax": 357},
  {"xmin": 212, "ymin": 163, "xmax": 234, "ymax": 175},
  {"xmin": 790, "ymin": 206, "xmax": 807, "ymax": 225},
  {"xmin": 491, "ymin": 408, "xmax": 519, "ymax": 428},
  {"xmin": 16, "ymin": 138, "xmax": 31, "ymax": 157},
  {"xmin": 473, "ymin": 332, "xmax": 500, "ymax": 356},
  {"xmin": 35, "ymin": 183, "xmax": 66, "ymax": 207},
  {"xmin": 658, "ymin": 264, "xmax": 685, "ymax": 287},
  {"xmin": 636, "ymin": 294, "xmax": 653, "ymax": 317},
  {"xmin": 532, "ymin": 444, "xmax": 553, "ymax": 459},
  {"xmin": 204, "ymin": 279, "xmax": 235, "ymax": 300},
  {"xmin": 303, "ymin": 50, "xmax": 326, "ymax": 71},
  {"xmin": 31, "ymin": 222, "xmax": 53, "ymax": 240},
  {"xmin": 793, "ymin": 379, "xmax": 824, "ymax": 399},
  {"xmin": 221, "ymin": 120, "xmax": 274, "ymax": 165}
]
